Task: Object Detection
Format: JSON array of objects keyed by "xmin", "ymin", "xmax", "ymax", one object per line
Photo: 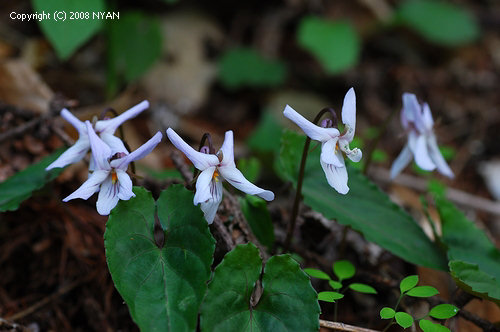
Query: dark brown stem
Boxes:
[
  {"xmin": 362, "ymin": 105, "xmax": 399, "ymax": 175},
  {"xmin": 283, "ymin": 107, "xmax": 337, "ymax": 252}
]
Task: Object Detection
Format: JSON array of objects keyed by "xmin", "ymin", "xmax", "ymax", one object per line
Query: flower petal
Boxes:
[
  {"xmin": 402, "ymin": 93, "xmax": 425, "ymax": 133},
  {"xmin": 95, "ymin": 100, "xmax": 149, "ymax": 135},
  {"xmin": 390, "ymin": 144, "xmax": 413, "ymax": 179},
  {"xmin": 86, "ymin": 121, "xmax": 111, "ymax": 171},
  {"xmin": 63, "ymin": 170, "xmax": 109, "ymax": 201},
  {"xmin": 427, "ymin": 134, "xmax": 454, "ymax": 178},
  {"xmin": 111, "ymin": 131, "xmax": 162, "ymax": 170},
  {"xmin": 193, "ymin": 167, "xmax": 216, "ymax": 205},
  {"xmin": 100, "ymin": 132, "xmax": 129, "ymax": 155},
  {"xmin": 219, "ymin": 130, "xmax": 235, "ymax": 168},
  {"xmin": 46, "ymin": 137, "xmax": 89, "ymax": 170},
  {"xmin": 320, "ymin": 159, "xmax": 349, "ymax": 194},
  {"xmin": 96, "ymin": 177, "xmax": 120, "ymax": 215},
  {"xmin": 414, "ymin": 134, "xmax": 436, "ymax": 171},
  {"xmin": 341, "ymin": 87, "xmax": 356, "ymax": 141},
  {"xmin": 219, "ymin": 165, "xmax": 274, "ymax": 201},
  {"xmin": 422, "ymin": 103, "xmax": 434, "ymax": 131},
  {"xmin": 283, "ymin": 105, "xmax": 339, "ymax": 142},
  {"xmin": 61, "ymin": 108, "xmax": 86, "ymax": 134},
  {"xmin": 116, "ymin": 169, "xmax": 135, "ymax": 200},
  {"xmin": 166, "ymin": 128, "xmax": 219, "ymax": 170},
  {"xmin": 320, "ymin": 138, "xmax": 344, "ymax": 167},
  {"xmin": 200, "ymin": 180, "xmax": 223, "ymax": 224},
  {"xmin": 339, "ymin": 140, "xmax": 362, "ymax": 162}
]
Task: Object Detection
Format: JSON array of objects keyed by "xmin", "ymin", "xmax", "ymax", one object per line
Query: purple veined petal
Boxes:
[
  {"xmin": 341, "ymin": 87, "xmax": 356, "ymax": 141},
  {"xmin": 61, "ymin": 109, "xmax": 86, "ymax": 134},
  {"xmin": 414, "ymin": 134, "xmax": 436, "ymax": 171},
  {"xmin": 111, "ymin": 131, "xmax": 162, "ymax": 170},
  {"xmin": 219, "ymin": 164, "xmax": 274, "ymax": 201},
  {"xmin": 46, "ymin": 136, "xmax": 90, "ymax": 170},
  {"xmin": 100, "ymin": 132, "xmax": 129, "ymax": 155},
  {"xmin": 94, "ymin": 100, "xmax": 149, "ymax": 135},
  {"xmin": 427, "ymin": 134, "xmax": 454, "ymax": 178},
  {"xmin": 166, "ymin": 128, "xmax": 219, "ymax": 170},
  {"xmin": 422, "ymin": 103, "xmax": 434, "ymax": 131},
  {"xmin": 402, "ymin": 93, "xmax": 425, "ymax": 133},
  {"xmin": 115, "ymin": 169, "xmax": 136, "ymax": 200},
  {"xmin": 219, "ymin": 130, "xmax": 235, "ymax": 168},
  {"xmin": 63, "ymin": 170, "xmax": 109, "ymax": 202},
  {"xmin": 193, "ymin": 167, "xmax": 217, "ymax": 205},
  {"xmin": 390, "ymin": 144, "xmax": 413, "ymax": 179},
  {"xmin": 200, "ymin": 180, "xmax": 223, "ymax": 224},
  {"xmin": 283, "ymin": 105, "xmax": 340, "ymax": 142},
  {"xmin": 320, "ymin": 159, "xmax": 349, "ymax": 194},
  {"xmin": 320, "ymin": 138, "xmax": 344, "ymax": 167},
  {"xmin": 86, "ymin": 121, "xmax": 112, "ymax": 171},
  {"xmin": 96, "ymin": 176, "xmax": 120, "ymax": 215}
]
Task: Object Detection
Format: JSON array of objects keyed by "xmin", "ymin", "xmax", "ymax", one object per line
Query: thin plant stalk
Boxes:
[
  {"xmin": 362, "ymin": 105, "xmax": 399, "ymax": 175},
  {"xmin": 283, "ymin": 108, "xmax": 337, "ymax": 252},
  {"xmin": 382, "ymin": 294, "xmax": 405, "ymax": 332}
]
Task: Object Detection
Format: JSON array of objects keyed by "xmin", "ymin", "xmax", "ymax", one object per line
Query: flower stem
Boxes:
[
  {"xmin": 284, "ymin": 107, "xmax": 337, "ymax": 252},
  {"xmin": 362, "ymin": 105, "xmax": 399, "ymax": 175},
  {"xmin": 283, "ymin": 135, "xmax": 311, "ymax": 252}
]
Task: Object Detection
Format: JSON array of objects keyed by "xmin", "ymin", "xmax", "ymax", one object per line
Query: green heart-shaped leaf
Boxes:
[
  {"xmin": 396, "ymin": 0, "xmax": 479, "ymax": 46},
  {"xmin": 201, "ymin": 243, "xmax": 320, "ymax": 332},
  {"xmin": 32, "ymin": 0, "xmax": 105, "ymax": 59},
  {"xmin": 297, "ymin": 16, "xmax": 360, "ymax": 74},
  {"xmin": 105, "ymin": 185, "xmax": 215, "ymax": 331}
]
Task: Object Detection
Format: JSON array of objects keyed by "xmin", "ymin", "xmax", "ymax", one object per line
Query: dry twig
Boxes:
[
  {"xmin": 320, "ymin": 320, "xmax": 380, "ymax": 332},
  {"xmin": 369, "ymin": 167, "xmax": 500, "ymax": 216}
]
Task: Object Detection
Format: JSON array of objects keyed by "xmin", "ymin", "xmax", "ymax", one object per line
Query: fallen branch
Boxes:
[
  {"xmin": 320, "ymin": 320, "xmax": 380, "ymax": 332},
  {"xmin": 369, "ymin": 167, "xmax": 500, "ymax": 216}
]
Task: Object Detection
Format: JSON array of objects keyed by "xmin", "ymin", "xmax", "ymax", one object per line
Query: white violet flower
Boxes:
[
  {"xmin": 46, "ymin": 100, "xmax": 149, "ymax": 170},
  {"xmin": 283, "ymin": 87, "xmax": 362, "ymax": 194},
  {"xmin": 63, "ymin": 121, "xmax": 162, "ymax": 215},
  {"xmin": 390, "ymin": 93, "xmax": 454, "ymax": 179},
  {"xmin": 166, "ymin": 128, "xmax": 275, "ymax": 224}
]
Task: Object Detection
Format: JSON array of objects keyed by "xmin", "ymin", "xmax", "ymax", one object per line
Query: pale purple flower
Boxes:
[
  {"xmin": 64, "ymin": 121, "xmax": 162, "ymax": 215},
  {"xmin": 46, "ymin": 100, "xmax": 149, "ymax": 170},
  {"xmin": 390, "ymin": 93, "xmax": 454, "ymax": 179},
  {"xmin": 166, "ymin": 128, "xmax": 274, "ymax": 224},
  {"xmin": 283, "ymin": 87, "xmax": 362, "ymax": 194}
]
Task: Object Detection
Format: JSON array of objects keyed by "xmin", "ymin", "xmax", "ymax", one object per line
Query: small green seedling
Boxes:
[
  {"xmin": 305, "ymin": 260, "xmax": 377, "ymax": 321},
  {"xmin": 380, "ymin": 275, "xmax": 459, "ymax": 331}
]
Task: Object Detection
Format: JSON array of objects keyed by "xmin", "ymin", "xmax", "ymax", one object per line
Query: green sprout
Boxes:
[
  {"xmin": 380, "ymin": 275, "xmax": 459, "ymax": 331},
  {"xmin": 305, "ymin": 260, "xmax": 377, "ymax": 321}
]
